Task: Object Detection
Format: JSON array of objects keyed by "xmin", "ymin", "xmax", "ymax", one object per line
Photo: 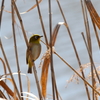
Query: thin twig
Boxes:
[
  {"xmin": 32, "ymin": 64, "xmax": 43, "ymax": 100},
  {"xmin": 0, "ymin": 90, "xmax": 7, "ymax": 99},
  {"xmin": 35, "ymin": 0, "xmax": 49, "ymax": 48},
  {"xmin": 81, "ymin": 32, "xmax": 100, "ymax": 83},
  {"xmin": 12, "ymin": 0, "xmax": 28, "ymax": 46},
  {"xmin": 11, "ymin": 1, "xmax": 23, "ymax": 100},
  {"xmin": 81, "ymin": 31, "xmax": 100, "ymax": 99},
  {"xmin": 91, "ymin": 18, "xmax": 100, "ymax": 49},
  {"xmin": 54, "ymin": 51, "xmax": 100, "ymax": 96}
]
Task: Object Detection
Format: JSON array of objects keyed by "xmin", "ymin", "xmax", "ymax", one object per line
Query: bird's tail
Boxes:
[
  {"xmin": 28, "ymin": 67, "xmax": 32, "ymax": 73},
  {"xmin": 27, "ymin": 60, "xmax": 35, "ymax": 74}
]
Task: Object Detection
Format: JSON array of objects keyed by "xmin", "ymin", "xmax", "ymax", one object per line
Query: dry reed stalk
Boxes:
[
  {"xmin": 0, "ymin": 39, "xmax": 21, "ymax": 99},
  {"xmin": 81, "ymin": 32, "xmax": 100, "ymax": 99},
  {"xmin": 35, "ymin": 0, "xmax": 49, "ymax": 48},
  {"xmin": 12, "ymin": 0, "xmax": 28, "ymax": 46},
  {"xmin": 0, "ymin": 58, "xmax": 7, "ymax": 78},
  {"xmin": 0, "ymin": 58, "xmax": 8, "ymax": 97},
  {"xmin": 11, "ymin": 1, "xmax": 23, "ymax": 100},
  {"xmin": 91, "ymin": 18, "xmax": 100, "ymax": 48},
  {"xmin": 48, "ymin": 0, "xmax": 56, "ymax": 100},
  {"xmin": 81, "ymin": 0, "xmax": 94, "ymax": 99},
  {"xmin": 81, "ymin": 0, "xmax": 92, "ymax": 53},
  {"xmin": 0, "ymin": 1, "xmax": 21, "ymax": 97},
  {"xmin": 84, "ymin": 0, "xmax": 100, "ymax": 86},
  {"xmin": 81, "ymin": 32, "xmax": 100, "ymax": 82},
  {"xmin": 0, "ymin": 0, "xmax": 5, "ymax": 27},
  {"xmin": 0, "ymin": 90, "xmax": 7, "ymax": 99},
  {"xmin": 12, "ymin": 0, "xmax": 43, "ymax": 99},
  {"xmin": 0, "ymin": 1, "xmax": 12, "ymax": 99},
  {"xmin": 32, "ymin": 64, "xmax": 43, "ymax": 100},
  {"xmin": 56, "ymin": 0, "xmax": 90, "ymax": 99}
]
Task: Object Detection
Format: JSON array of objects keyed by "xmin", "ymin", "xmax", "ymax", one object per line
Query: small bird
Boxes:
[{"xmin": 26, "ymin": 34, "xmax": 43, "ymax": 73}]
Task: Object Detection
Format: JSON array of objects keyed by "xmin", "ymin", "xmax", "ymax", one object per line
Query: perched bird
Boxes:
[{"xmin": 26, "ymin": 34, "xmax": 43, "ymax": 73}]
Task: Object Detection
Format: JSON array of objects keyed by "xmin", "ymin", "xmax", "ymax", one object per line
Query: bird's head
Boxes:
[{"xmin": 29, "ymin": 34, "xmax": 43, "ymax": 43}]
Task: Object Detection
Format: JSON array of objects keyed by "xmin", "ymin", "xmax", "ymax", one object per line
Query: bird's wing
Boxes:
[
  {"xmin": 26, "ymin": 46, "xmax": 31, "ymax": 64},
  {"xmin": 26, "ymin": 48, "xmax": 29, "ymax": 64}
]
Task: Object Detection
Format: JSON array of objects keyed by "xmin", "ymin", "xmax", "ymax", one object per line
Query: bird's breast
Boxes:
[{"xmin": 31, "ymin": 43, "xmax": 41, "ymax": 61}]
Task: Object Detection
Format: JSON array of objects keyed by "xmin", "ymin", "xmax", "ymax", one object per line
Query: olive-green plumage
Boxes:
[{"xmin": 26, "ymin": 34, "xmax": 43, "ymax": 73}]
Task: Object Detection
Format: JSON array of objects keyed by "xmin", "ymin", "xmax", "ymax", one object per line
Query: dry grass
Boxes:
[{"xmin": 0, "ymin": 0, "xmax": 100, "ymax": 100}]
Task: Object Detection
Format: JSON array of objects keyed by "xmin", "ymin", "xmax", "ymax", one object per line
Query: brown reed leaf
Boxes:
[
  {"xmin": 0, "ymin": 79, "xmax": 18, "ymax": 100},
  {"xmin": 3, "ymin": 0, "xmax": 42, "ymax": 14},
  {"xmin": 40, "ymin": 22, "xmax": 65, "ymax": 98},
  {"xmin": 85, "ymin": 0, "xmax": 100, "ymax": 29},
  {"xmin": 2, "ymin": 72, "xmax": 31, "ymax": 100},
  {"xmin": 41, "ymin": 58, "xmax": 50, "ymax": 98}
]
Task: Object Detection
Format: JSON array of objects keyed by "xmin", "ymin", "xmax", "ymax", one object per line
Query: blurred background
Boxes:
[{"xmin": 0, "ymin": 0, "xmax": 100, "ymax": 100}]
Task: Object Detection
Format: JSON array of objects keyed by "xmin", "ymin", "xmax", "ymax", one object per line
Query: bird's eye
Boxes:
[{"xmin": 34, "ymin": 36, "xmax": 38, "ymax": 39}]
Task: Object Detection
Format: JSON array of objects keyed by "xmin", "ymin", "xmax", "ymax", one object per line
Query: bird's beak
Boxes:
[{"xmin": 40, "ymin": 35, "xmax": 43, "ymax": 38}]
